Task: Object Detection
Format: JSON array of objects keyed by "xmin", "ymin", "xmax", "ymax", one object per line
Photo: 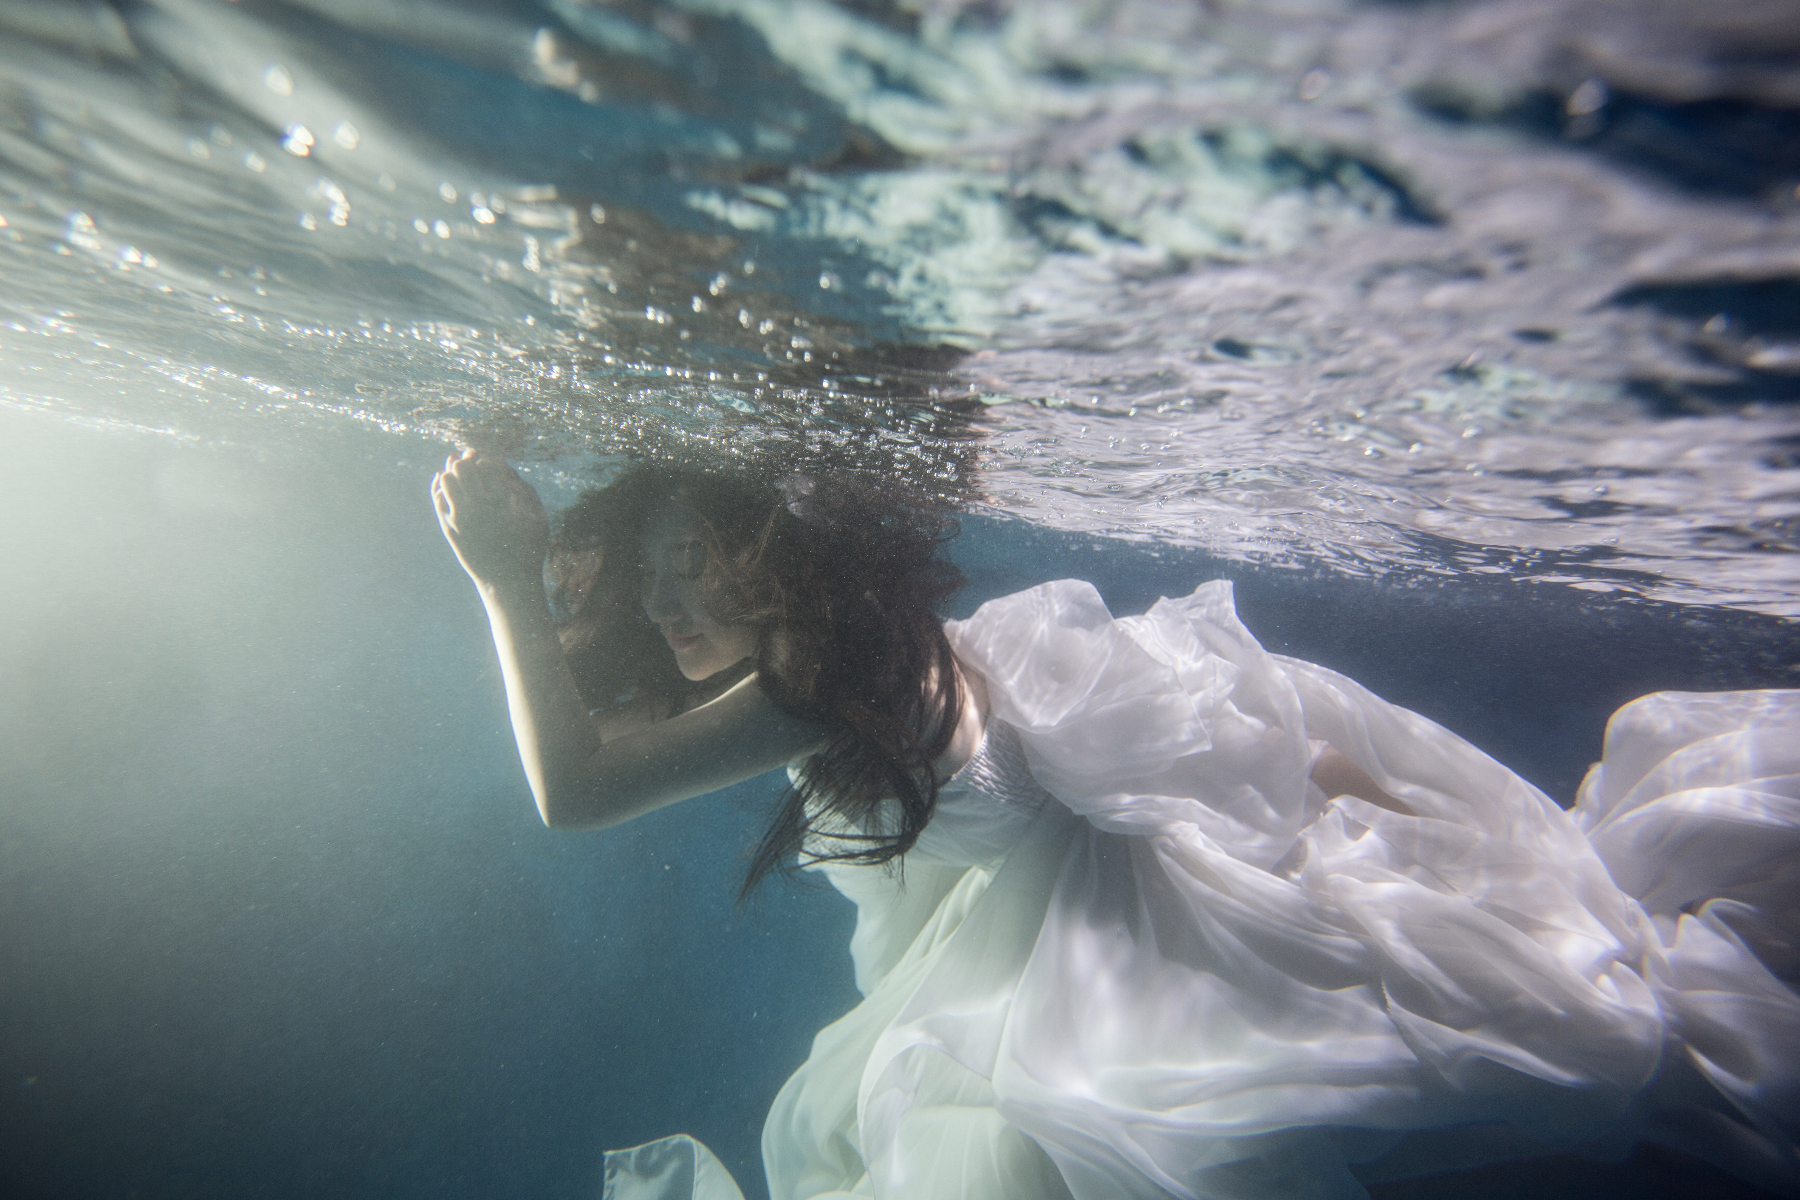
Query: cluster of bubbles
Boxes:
[{"xmin": 0, "ymin": 0, "xmax": 1796, "ymax": 610}]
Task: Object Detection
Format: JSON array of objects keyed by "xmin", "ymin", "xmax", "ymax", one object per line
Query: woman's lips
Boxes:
[{"xmin": 664, "ymin": 631, "xmax": 700, "ymax": 651}]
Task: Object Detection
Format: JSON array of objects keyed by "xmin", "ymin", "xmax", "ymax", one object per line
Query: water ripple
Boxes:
[{"xmin": 1, "ymin": 0, "xmax": 1796, "ymax": 612}]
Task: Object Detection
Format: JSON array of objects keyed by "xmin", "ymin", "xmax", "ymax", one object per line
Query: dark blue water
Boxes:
[{"xmin": 2, "ymin": 1, "xmax": 1798, "ymax": 1198}]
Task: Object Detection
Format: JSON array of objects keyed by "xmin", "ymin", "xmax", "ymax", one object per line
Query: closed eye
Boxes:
[{"xmin": 638, "ymin": 541, "xmax": 707, "ymax": 603}]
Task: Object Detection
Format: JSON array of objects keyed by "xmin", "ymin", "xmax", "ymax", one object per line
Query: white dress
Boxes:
[{"xmin": 604, "ymin": 581, "xmax": 1800, "ymax": 1200}]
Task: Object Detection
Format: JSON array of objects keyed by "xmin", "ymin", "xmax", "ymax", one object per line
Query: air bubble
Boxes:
[
  {"xmin": 1566, "ymin": 78, "xmax": 1608, "ymax": 117},
  {"xmin": 282, "ymin": 125, "xmax": 314, "ymax": 156}
]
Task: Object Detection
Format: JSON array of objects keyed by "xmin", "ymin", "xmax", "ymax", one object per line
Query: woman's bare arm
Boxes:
[
  {"xmin": 432, "ymin": 452, "xmax": 822, "ymax": 829},
  {"xmin": 1311, "ymin": 746, "xmax": 1415, "ymax": 816}
]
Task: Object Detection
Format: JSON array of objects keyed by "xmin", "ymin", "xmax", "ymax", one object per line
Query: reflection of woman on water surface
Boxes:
[{"xmin": 433, "ymin": 449, "xmax": 1799, "ymax": 1200}]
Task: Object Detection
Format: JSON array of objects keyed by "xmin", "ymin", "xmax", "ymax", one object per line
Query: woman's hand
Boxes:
[{"xmin": 431, "ymin": 450, "xmax": 550, "ymax": 589}]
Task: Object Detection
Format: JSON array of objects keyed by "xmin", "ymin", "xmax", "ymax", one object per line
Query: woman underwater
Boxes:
[{"xmin": 431, "ymin": 449, "xmax": 1800, "ymax": 1200}]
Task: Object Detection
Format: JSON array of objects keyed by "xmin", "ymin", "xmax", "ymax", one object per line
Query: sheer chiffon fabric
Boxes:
[{"xmin": 603, "ymin": 581, "xmax": 1800, "ymax": 1200}]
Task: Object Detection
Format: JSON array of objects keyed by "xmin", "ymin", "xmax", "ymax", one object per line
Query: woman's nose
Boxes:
[{"xmin": 642, "ymin": 573, "xmax": 680, "ymax": 622}]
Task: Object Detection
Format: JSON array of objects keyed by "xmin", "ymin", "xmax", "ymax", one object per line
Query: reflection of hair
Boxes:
[{"xmin": 548, "ymin": 462, "xmax": 967, "ymax": 896}]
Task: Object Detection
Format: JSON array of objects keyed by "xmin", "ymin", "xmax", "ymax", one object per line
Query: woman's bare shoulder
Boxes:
[{"xmin": 934, "ymin": 657, "xmax": 990, "ymax": 782}]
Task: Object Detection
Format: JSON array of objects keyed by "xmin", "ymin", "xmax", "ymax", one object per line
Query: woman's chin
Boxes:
[
  {"xmin": 674, "ymin": 652, "xmax": 723, "ymax": 682},
  {"xmin": 679, "ymin": 654, "xmax": 752, "ymax": 685}
]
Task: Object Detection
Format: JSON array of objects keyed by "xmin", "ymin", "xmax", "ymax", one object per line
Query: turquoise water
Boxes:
[{"xmin": 2, "ymin": 2, "xmax": 1797, "ymax": 1198}]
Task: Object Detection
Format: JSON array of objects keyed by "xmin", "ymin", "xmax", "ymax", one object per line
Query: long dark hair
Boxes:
[{"xmin": 548, "ymin": 461, "xmax": 967, "ymax": 896}]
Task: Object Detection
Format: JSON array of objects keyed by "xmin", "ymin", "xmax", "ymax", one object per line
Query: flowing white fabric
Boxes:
[
  {"xmin": 604, "ymin": 1135, "xmax": 746, "ymax": 1200},
  {"xmin": 604, "ymin": 580, "xmax": 1800, "ymax": 1200}
]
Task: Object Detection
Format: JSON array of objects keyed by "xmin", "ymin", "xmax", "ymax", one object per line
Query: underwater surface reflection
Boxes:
[{"xmin": 2, "ymin": 0, "xmax": 1797, "ymax": 608}]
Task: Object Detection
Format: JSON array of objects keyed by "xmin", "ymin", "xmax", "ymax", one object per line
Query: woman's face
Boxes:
[{"xmin": 639, "ymin": 504, "xmax": 758, "ymax": 681}]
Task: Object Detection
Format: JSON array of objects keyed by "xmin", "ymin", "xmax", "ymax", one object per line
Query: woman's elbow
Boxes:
[
  {"xmin": 536, "ymin": 793, "xmax": 576, "ymax": 830},
  {"xmin": 534, "ymin": 777, "xmax": 626, "ymax": 831}
]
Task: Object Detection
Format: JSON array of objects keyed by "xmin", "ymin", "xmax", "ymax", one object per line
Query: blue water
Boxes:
[{"xmin": 2, "ymin": 2, "xmax": 1797, "ymax": 1198}]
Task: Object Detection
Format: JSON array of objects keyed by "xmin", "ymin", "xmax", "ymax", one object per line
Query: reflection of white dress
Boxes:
[{"xmin": 605, "ymin": 581, "xmax": 1800, "ymax": 1200}]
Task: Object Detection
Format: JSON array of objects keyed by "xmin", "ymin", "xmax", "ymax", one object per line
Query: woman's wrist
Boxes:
[{"xmin": 475, "ymin": 563, "xmax": 551, "ymax": 611}]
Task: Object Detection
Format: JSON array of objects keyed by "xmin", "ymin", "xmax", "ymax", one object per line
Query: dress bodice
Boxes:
[
  {"xmin": 798, "ymin": 719, "xmax": 1052, "ymax": 872},
  {"xmin": 793, "ymin": 718, "xmax": 1058, "ymax": 998},
  {"xmin": 906, "ymin": 718, "xmax": 1054, "ymax": 867}
]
